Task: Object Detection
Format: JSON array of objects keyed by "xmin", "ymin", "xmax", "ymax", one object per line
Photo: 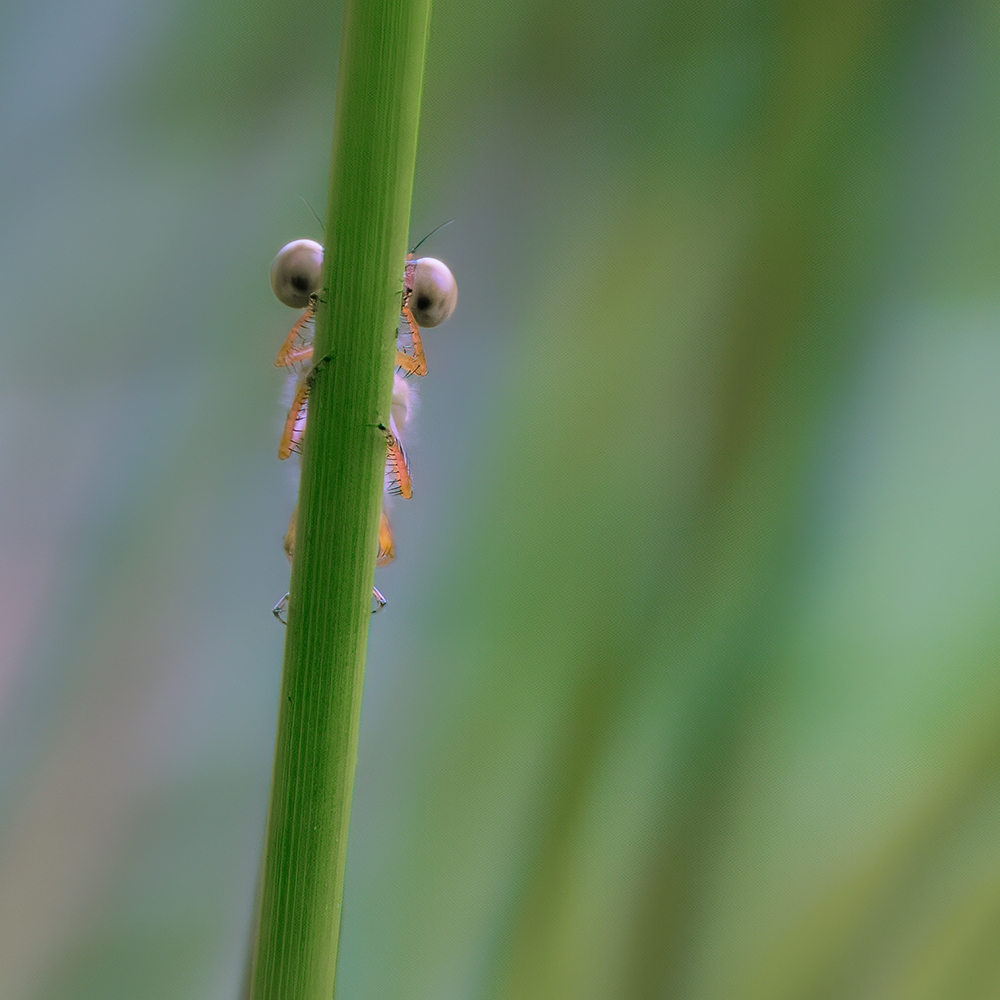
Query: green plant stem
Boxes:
[{"xmin": 249, "ymin": 0, "xmax": 431, "ymax": 997}]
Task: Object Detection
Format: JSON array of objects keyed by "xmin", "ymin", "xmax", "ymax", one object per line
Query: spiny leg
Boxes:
[
  {"xmin": 277, "ymin": 352, "xmax": 334, "ymax": 460},
  {"xmin": 379, "ymin": 423, "xmax": 413, "ymax": 499},
  {"xmin": 394, "ymin": 305, "xmax": 427, "ymax": 377},
  {"xmin": 274, "ymin": 296, "xmax": 317, "ymax": 368}
]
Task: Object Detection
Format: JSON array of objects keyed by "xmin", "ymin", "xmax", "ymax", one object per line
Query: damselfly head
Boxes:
[
  {"xmin": 270, "ymin": 239, "xmax": 323, "ymax": 308},
  {"xmin": 407, "ymin": 257, "xmax": 457, "ymax": 328}
]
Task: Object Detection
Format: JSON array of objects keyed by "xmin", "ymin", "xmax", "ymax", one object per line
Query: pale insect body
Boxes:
[
  {"xmin": 275, "ymin": 375, "xmax": 411, "ymax": 622},
  {"xmin": 269, "ymin": 234, "xmax": 456, "ymax": 620},
  {"xmin": 281, "ymin": 374, "xmax": 415, "ymax": 560}
]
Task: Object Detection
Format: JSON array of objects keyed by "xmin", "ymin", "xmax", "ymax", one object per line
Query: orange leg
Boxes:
[
  {"xmin": 377, "ymin": 508, "xmax": 395, "ymax": 566},
  {"xmin": 382, "ymin": 426, "xmax": 412, "ymax": 498},
  {"xmin": 274, "ymin": 299, "xmax": 317, "ymax": 368},
  {"xmin": 394, "ymin": 305, "xmax": 427, "ymax": 376},
  {"xmin": 278, "ymin": 377, "xmax": 310, "ymax": 460}
]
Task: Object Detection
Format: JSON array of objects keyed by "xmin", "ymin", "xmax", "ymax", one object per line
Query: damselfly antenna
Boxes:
[
  {"xmin": 409, "ymin": 219, "xmax": 454, "ymax": 255},
  {"xmin": 297, "ymin": 196, "xmax": 326, "ymax": 233}
]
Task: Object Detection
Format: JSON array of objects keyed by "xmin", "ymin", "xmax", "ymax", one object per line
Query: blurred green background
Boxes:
[{"xmin": 3, "ymin": 0, "xmax": 1000, "ymax": 997}]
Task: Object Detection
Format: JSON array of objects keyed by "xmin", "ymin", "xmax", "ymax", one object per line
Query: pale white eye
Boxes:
[
  {"xmin": 409, "ymin": 257, "xmax": 457, "ymax": 327},
  {"xmin": 270, "ymin": 239, "xmax": 324, "ymax": 308}
]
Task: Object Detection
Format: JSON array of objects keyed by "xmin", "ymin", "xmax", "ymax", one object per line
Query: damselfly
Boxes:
[{"xmin": 268, "ymin": 234, "xmax": 456, "ymax": 620}]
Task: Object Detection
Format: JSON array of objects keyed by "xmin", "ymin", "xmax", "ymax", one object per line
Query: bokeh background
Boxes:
[{"xmin": 3, "ymin": 0, "xmax": 1000, "ymax": 997}]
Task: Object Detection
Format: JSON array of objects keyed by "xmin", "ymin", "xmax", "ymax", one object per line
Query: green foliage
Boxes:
[
  {"xmin": 249, "ymin": 1, "xmax": 431, "ymax": 997},
  {"xmin": 3, "ymin": 1, "xmax": 1000, "ymax": 999}
]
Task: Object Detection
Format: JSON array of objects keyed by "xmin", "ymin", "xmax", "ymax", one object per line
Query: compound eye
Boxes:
[
  {"xmin": 270, "ymin": 239, "xmax": 324, "ymax": 308},
  {"xmin": 409, "ymin": 257, "xmax": 457, "ymax": 328}
]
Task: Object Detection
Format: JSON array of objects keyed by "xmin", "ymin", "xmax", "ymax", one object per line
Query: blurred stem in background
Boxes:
[
  {"xmin": 248, "ymin": 0, "xmax": 431, "ymax": 996},
  {"xmin": 4, "ymin": 0, "xmax": 1000, "ymax": 997},
  {"xmin": 355, "ymin": 3, "xmax": 1000, "ymax": 1000},
  {"xmin": 488, "ymin": 4, "xmax": 902, "ymax": 994}
]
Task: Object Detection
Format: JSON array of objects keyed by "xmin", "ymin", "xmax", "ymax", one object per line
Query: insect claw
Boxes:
[
  {"xmin": 273, "ymin": 593, "xmax": 289, "ymax": 624},
  {"xmin": 275, "ymin": 588, "xmax": 386, "ymax": 620}
]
